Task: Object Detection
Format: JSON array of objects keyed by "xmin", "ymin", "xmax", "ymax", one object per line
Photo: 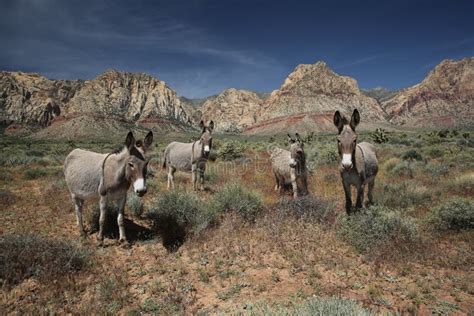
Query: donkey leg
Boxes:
[
  {"xmin": 367, "ymin": 180, "xmax": 375, "ymax": 206},
  {"xmin": 73, "ymin": 196, "xmax": 85, "ymax": 237},
  {"xmin": 191, "ymin": 164, "xmax": 197, "ymax": 190},
  {"xmin": 199, "ymin": 167, "xmax": 205, "ymax": 191},
  {"xmin": 355, "ymin": 184, "xmax": 365, "ymax": 210},
  {"xmin": 168, "ymin": 167, "xmax": 176, "ymax": 190},
  {"xmin": 342, "ymin": 178, "xmax": 352, "ymax": 215},
  {"xmin": 291, "ymin": 172, "xmax": 298, "ymax": 198},
  {"xmin": 97, "ymin": 196, "xmax": 107, "ymax": 243},
  {"xmin": 117, "ymin": 196, "xmax": 127, "ymax": 243}
]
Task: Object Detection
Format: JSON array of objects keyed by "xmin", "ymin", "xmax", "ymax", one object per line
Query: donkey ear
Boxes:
[
  {"xmin": 208, "ymin": 121, "xmax": 214, "ymax": 132},
  {"xmin": 199, "ymin": 120, "xmax": 205, "ymax": 130},
  {"xmin": 350, "ymin": 109, "xmax": 360, "ymax": 130},
  {"xmin": 287, "ymin": 133, "xmax": 295, "ymax": 143},
  {"xmin": 144, "ymin": 131, "xmax": 153, "ymax": 148},
  {"xmin": 125, "ymin": 131, "xmax": 135, "ymax": 150},
  {"xmin": 295, "ymin": 133, "xmax": 302, "ymax": 143},
  {"xmin": 333, "ymin": 111, "xmax": 344, "ymax": 133}
]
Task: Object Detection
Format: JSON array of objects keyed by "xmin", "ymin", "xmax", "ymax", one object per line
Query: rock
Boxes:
[
  {"xmin": 257, "ymin": 61, "xmax": 386, "ymax": 123},
  {"xmin": 382, "ymin": 57, "xmax": 474, "ymax": 127},
  {"xmin": 200, "ymin": 88, "xmax": 263, "ymax": 132}
]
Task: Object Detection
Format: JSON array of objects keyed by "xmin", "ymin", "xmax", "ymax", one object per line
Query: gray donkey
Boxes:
[
  {"xmin": 270, "ymin": 133, "xmax": 308, "ymax": 198},
  {"xmin": 64, "ymin": 131, "xmax": 153, "ymax": 243},
  {"xmin": 163, "ymin": 121, "xmax": 214, "ymax": 190},
  {"xmin": 333, "ymin": 109, "xmax": 378, "ymax": 214}
]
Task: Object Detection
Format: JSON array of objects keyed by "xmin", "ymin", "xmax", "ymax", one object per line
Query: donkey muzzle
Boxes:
[
  {"xmin": 341, "ymin": 154, "xmax": 353, "ymax": 170},
  {"xmin": 133, "ymin": 179, "xmax": 147, "ymax": 196}
]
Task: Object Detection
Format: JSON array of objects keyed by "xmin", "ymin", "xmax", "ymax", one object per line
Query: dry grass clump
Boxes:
[
  {"xmin": 211, "ymin": 182, "xmax": 264, "ymax": 222},
  {"xmin": 245, "ymin": 296, "xmax": 375, "ymax": 315},
  {"xmin": 147, "ymin": 190, "xmax": 217, "ymax": 250},
  {"xmin": 447, "ymin": 173, "xmax": 474, "ymax": 196},
  {"xmin": 337, "ymin": 206, "xmax": 421, "ymax": 260},
  {"xmin": 376, "ymin": 181, "xmax": 431, "ymax": 209},
  {"xmin": 426, "ymin": 198, "xmax": 474, "ymax": 232},
  {"xmin": 274, "ymin": 195, "xmax": 336, "ymax": 226},
  {"xmin": 0, "ymin": 234, "xmax": 90, "ymax": 287}
]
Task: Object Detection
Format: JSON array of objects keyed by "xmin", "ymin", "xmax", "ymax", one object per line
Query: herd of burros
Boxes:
[{"xmin": 64, "ymin": 109, "xmax": 378, "ymax": 243}]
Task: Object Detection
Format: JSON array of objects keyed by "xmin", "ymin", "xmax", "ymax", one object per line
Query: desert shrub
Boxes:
[
  {"xmin": 382, "ymin": 157, "xmax": 401, "ymax": 173},
  {"xmin": 217, "ymin": 141, "xmax": 244, "ymax": 161},
  {"xmin": 389, "ymin": 160, "xmax": 413, "ymax": 177},
  {"xmin": 246, "ymin": 296, "xmax": 374, "ymax": 315},
  {"xmin": 376, "ymin": 181, "xmax": 431, "ymax": 209},
  {"xmin": 447, "ymin": 173, "xmax": 474, "ymax": 195},
  {"xmin": 337, "ymin": 206, "xmax": 420, "ymax": 258},
  {"xmin": 1, "ymin": 154, "xmax": 36, "ymax": 166},
  {"xmin": 315, "ymin": 145, "xmax": 339, "ymax": 165},
  {"xmin": 24, "ymin": 167, "xmax": 48, "ymax": 179},
  {"xmin": 0, "ymin": 234, "xmax": 90, "ymax": 287},
  {"xmin": 211, "ymin": 182, "xmax": 263, "ymax": 221},
  {"xmin": 424, "ymin": 163, "xmax": 450, "ymax": 178},
  {"xmin": 275, "ymin": 196, "xmax": 336, "ymax": 226},
  {"xmin": 424, "ymin": 146, "xmax": 445, "ymax": 158},
  {"xmin": 427, "ymin": 199, "xmax": 474, "ymax": 232},
  {"xmin": 370, "ymin": 128, "xmax": 389, "ymax": 144},
  {"xmin": 127, "ymin": 193, "xmax": 144, "ymax": 217},
  {"xmin": 402, "ymin": 149, "xmax": 423, "ymax": 161},
  {"xmin": 147, "ymin": 191, "xmax": 216, "ymax": 249}
]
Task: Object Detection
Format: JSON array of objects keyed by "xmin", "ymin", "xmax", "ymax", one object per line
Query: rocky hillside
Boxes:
[
  {"xmin": 0, "ymin": 70, "xmax": 192, "ymax": 136},
  {"xmin": 200, "ymin": 88, "xmax": 263, "ymax": 132},
  {"xmin": 361, "ymin": 87, "xmax": 398, "ymax": 103},
  {"xmin": 382, "ymin": 57, "xmax": 474, "ymax": 127},
  {"xmin": 258, "ymin": 61, "xmax": 386, "ymax": 123}
]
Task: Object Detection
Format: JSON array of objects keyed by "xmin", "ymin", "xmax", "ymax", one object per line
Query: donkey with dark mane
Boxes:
[
  {"xmin": 64, "ymin": 131, "xmax": 153, "ymax": 243},
  {"xmin": 270, "ymin": 133, "xmax": 308, "ymax": 198},
  {"xmin": 163, "ymin": 120, "xmax": 214, "ymax": 190},
  {"xmin": 333, "ymin": 109, "xmax": 378, "ymax": 214}
]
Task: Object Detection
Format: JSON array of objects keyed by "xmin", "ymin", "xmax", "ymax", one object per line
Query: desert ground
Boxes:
[{"xmin": 0, "ymin": 128, "xmax": 473, "ymax": 314}]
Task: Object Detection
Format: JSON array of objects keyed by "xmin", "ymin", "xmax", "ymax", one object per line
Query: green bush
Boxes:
[
  {"xmin": 275, "ymin": 196, "xmax": 336, "ymax": 226},
  {"xmin": 370, "ymin": 128, "xmax": 389, "ymax": 144},
  {"xmin": 246, "ymin": 296, "xmax": 374, "ymax": 315},
  {"xmin": 402, "ymin": 150, "xmax": 423, "ymax": 161},
  {"xmin": 427, "ymin": 199, "xmax": 474, "ymax": 232},
  {"xmin": 376, "ymin": 181, "xmax": 431, "ymax": 209},
  {"xmin": 0, "ymin": 234, "xmax": 90, "ymax": 287},
  {"xmin": 24, "ymin": 167, "xmax": 48, "ymax": 179},
  {"xmin": 127, "ymin": 193, "xmax": 144, "ymax": 217},
  {"xmin": 212, "ymin": 183, "xmax": 263, "ymax": 221},
  {"xmin": 338, "ymin": 206, "xmax": 420, "ymax": 258},
  {"xmin": 217, "ymin": 141, "xmax": 244, "ymax": 161},
  {"xmin": 147, "ymin": 191, "xmax": 216, "ymax": 250}
]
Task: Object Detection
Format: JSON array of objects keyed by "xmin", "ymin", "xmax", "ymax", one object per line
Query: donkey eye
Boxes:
[{"xmin": 128, "ymin": 162, "xmax": 134, "ymax": 169}]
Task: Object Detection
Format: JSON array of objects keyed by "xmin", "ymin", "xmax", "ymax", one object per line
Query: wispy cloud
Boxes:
[{"xmin": 335, "ymin": 55, "xmax": 378, "ymax": 69}]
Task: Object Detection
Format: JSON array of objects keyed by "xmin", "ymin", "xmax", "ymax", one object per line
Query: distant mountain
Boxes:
[
  {"xmin": 200, "ymin": 88, "xmax": 263, "ymax": 132},
  {"xmin": 0, "ymin": 70, "xmax": 193, "ymax": 137},
  {"xmin": 361, "ymin": 87, "xmax": 398, "ymax": 103},
  {"xmin": 1, "ymin": 57, "xmax": 473, "ymax": 137},
  {"xmin": 382, "ymin": 57, "xmax": 474, "ymax": 127}
]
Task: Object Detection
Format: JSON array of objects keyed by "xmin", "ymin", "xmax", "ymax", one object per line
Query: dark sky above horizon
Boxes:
[{"xmin": 1, "ymin": 0, "xmax": 473, "ymax": 98}]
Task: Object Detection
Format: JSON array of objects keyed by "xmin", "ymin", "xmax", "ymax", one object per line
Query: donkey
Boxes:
[
  {"xmin": 333, "ymin": 109, "xmax": 378, "ymax": 214},
  {"xmin": 64, "ymin": 131, "xmax": 153, "ymax": 243},
  {"xmin": 270, "ymin": 133, "xmax": 308, "ymax": 198},
  {"xmin": 163, "ymin": 120, "xmax": 214, "ymax": 190}
]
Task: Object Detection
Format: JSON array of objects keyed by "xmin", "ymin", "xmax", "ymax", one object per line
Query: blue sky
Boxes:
[{"xmin": 1, "ymin": 0, "xmax": 473, "ymax": 98}]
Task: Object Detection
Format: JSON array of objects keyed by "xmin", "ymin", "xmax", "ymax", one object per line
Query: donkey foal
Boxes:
[{"xmin": 270, "ymin": 133, "xmax": 308, "ymax": 198}]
